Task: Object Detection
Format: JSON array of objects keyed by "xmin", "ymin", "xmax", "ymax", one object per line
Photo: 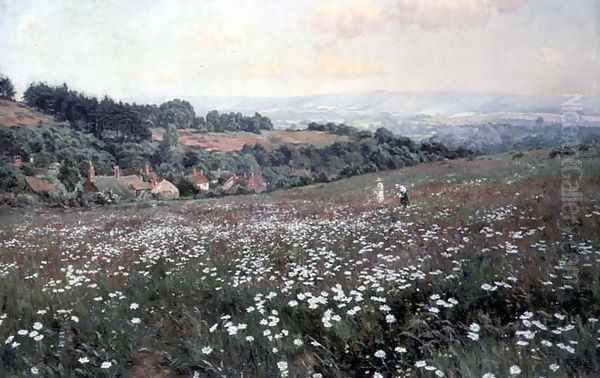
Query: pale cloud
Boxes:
[
  {"xmin": 312, "ymin": 0, "xmax": 384, "ymax": 39},
  {"xmin": 539, "ymin": 47, "xmax": 566, "ymax": 67},
  {"xmin": 312, "ymin": 0, "xmax": 530, "ymax": 38},
  {"xmin": 309, "ymin": 52, "xmax": 384, "ymax": 79}
]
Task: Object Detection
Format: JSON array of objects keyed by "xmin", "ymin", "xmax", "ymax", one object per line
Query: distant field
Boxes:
[
  {"xmin": 152, "ymin": 128, "xmax": 349, "ymax": 152},
  {"xmin": 0, "ymin": 99, "xmax": 63, "ymax": 128}
]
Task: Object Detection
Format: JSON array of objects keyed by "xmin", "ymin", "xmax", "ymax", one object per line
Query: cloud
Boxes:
[
  {"xmin": 312, "ymin": 1, "xmax": 384, "ymax": 39},
  {"xmin": 391, "ymin": 0, "xmax": 529, "ymax": 30},
  {"xmin": 312, "ymin": 0, "xmax": 529, "ymax": 38},
  {"xmin": 309, "ymin": 52, "xmax": 384, "ymax": 78}
]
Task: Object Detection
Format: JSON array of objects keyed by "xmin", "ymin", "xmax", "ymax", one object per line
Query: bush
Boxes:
[{"xmin": 0, "ymin": 161, "xmax": 18, "ymax": 192}]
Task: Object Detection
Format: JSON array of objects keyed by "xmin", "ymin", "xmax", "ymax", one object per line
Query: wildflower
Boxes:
[
  {"xmin": 31, "ymin": 367, "xmax": 39, "ymax": 375},
  {"xmin": 131, "ymin": 317, "xmax": 141, "ymax": 324},
  {"xmin": 385, "ymin": 314, "xmax": 396, "ymax": 324},
  {"xmin": 34, "ymin": 334, "xmax": 44, "ymax": 341},
  {"xmin": 415, "ymin": 360, "xmax": 427, "ymax": 368},
  {"xmin": 130, "ymin": 303, "xmax": 139, "ymax": 310},
  {"xmin": 467, "ymin": 332, "xmax": 480, "ymax": 341},
  {"xmin": 374, "ymin": 350, "xmax": 386, "ymax": 359},
  {"xmin": 469, "ymin": 323, "xmax": 481, "ymax": 333},
  {"xmin": 549, "ymin": 364, "xmax": 559, "ymax": 372},
  {"xmin": 482, "ymin": 373, "xmax": 496, "ymax": 378},
  {"xmin": 202, "ymin": 346, "xmax": 213, "ymax": 355},
  {"xmin": 395, "ymin": 346, "xmax": 407, "ymax": 353},
  {"xmin": 277, "ymin": 361, "xmax": 288, "ymax": 377},
  {"xmin": 100, "ymin": 361, "xmax": 112, "ymax": 369},
  {"xmin": 246, "ymin": 336, "xmax": 254, "ymax": 342},
  {"xmin": 373, "ymin": 373, "xmax": 383, "ymax": 378},
  {"xmin": 32, "ymin": 322, "xmax": 43, "ymax": 330},
  {"xmin": 509, "ymin": 365, "xmax": 521, "ymax": 375},
  {"xmin": 293, "ymin": 338, "xmax": 303, "ymax": 346},
  {"xmin": 288, "ymin": 300, "xmax": 298, "ymax": 307},
  {"xmin": 71, "ymin": 315, "xmax": 79, "ymax": 323},
  {"xmin": 78, "ymin": 357, "xmax": 90, "ymax": 364}
]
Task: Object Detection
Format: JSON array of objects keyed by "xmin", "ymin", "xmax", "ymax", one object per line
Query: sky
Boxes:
[{"xmin": 1, "ymin": 0, "xmax": 599, "ymax": 101}]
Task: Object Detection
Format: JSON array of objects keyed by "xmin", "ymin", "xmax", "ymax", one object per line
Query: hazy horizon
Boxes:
[{"xmin": 1, "ymin": 0, "xmax": 599, "ymax": 102}]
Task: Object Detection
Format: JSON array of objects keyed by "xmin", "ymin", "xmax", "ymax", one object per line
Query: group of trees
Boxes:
[
  {"xmin": 23, "ymin": 82, "xmax": 153, "ymax": 142},
  {"xmin": 21, "ymin": 80, "xmax": 275, "ymax": 141},
  {"xmin": 239, "ymin": 123, "xmax": 471, "ymax": 190},
  {"xmin": 194, "ymin": 110, "xmax": 273, "ymax": 133}
]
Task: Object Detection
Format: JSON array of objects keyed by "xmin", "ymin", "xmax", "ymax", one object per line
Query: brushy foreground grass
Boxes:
[{"xmin": 0, "ymin": 148, "xmax": 599, "ymax": 377}]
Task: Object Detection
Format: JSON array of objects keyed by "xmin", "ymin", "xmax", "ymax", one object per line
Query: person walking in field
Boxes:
[{"xmin": 396, "ymin": 184, "xmax": 409, "ymax": 207}]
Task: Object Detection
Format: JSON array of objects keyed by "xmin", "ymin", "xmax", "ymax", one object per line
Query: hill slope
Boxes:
[
  {"xmin": 0, "ymin": 100, "xmax": 65, "ymax": 128},
  {"xmin": 0, "ymin": 147, "xmax": 599, "ymax": 376}
]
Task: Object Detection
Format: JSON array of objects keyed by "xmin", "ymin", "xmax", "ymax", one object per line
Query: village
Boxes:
[{"xmin": 6, "ymin": 154, "xmax": 267, "ymax": 203}]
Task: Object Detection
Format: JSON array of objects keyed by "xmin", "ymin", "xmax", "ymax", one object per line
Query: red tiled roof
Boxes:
[{"xmin": 188, "ymin": 174, "xmax": 209, "ymax": 185}]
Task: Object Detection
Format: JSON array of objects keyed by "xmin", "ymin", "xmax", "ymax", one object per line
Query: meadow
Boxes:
[{"xmin": 0, "ymin": 148, "xmax": 599, "ymax": 377}]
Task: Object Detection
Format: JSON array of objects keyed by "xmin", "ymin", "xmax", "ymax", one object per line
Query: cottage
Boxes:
[
  {"xmin": 24, "ymin": 176, "xmax": 56, "ymax": 195},
  {"xmin": 151, "ymin": 179, "xmax": 180, "ymax": 199},
  {"xmin": 186, "ymin": 168, "xmax": 209, "ymax": 192},
  {"xmin": 119, "ymin": 175, "xmax": 152, "ymax": 197},
  {"xmin": 84, "ymin": 164, "xmax": 148, "ymax": 199},
  {"xmin": 245, "ymin": 172, "xmax": 267, "ymax": 193}
]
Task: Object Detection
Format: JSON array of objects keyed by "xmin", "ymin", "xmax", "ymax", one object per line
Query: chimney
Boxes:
[{"xmin": 88, "ymin": 161, "xmax": 96, "ymax": 180}]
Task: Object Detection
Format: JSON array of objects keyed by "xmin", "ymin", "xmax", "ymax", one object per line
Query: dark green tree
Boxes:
[
  {"xmin": 58, "ymin": 158, "xmax": 81, "ymax": 192},
  {"xmin": 0, "ymin": 74, "xmax": 16, "ymax": 101}
]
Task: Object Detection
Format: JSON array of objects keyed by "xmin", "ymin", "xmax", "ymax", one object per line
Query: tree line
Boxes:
[{"xmin": 20, "ymin": 80, "xmax": 273, "ymax": 141}]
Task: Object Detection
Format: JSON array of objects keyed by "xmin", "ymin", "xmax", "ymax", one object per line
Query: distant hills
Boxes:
[{"xmin": 174, "ymin": 91, "xmax": 600, "ymax": 129}]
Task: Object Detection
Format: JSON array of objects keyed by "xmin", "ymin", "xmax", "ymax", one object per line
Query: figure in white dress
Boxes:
[{"xmin": 375, "ymin": 178, "xmax": 385, "ymax": 204}]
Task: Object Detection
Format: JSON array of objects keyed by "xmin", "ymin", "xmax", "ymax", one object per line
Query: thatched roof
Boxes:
[
  {"xmin": 25, "ymin": 177, "xmax": 56, "ymax": 194},
  {"xmin": 151, "ymin": 179, "xmax": 179, "ymax": 199},
  {"xmin": 89, "ymin": 176, "xmax": 135, "ymax": 199},
  {"xmin": 120, "ymin": 175, "xmax": 152, "ymax": 191}
]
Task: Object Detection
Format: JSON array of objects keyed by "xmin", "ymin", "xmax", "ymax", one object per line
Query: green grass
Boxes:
[{"xmin": 0, "ymin": 147, "xmax": 599, "ymax": 377}]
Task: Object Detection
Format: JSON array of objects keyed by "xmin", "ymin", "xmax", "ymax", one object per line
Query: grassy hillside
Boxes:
[
  {"xmin": 0, "ymin": 99, "xmax": 65, "ymax": 128},
  {"xmin": 0, "ymin": 147, "xmax": 598, "ymax": 377}
]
